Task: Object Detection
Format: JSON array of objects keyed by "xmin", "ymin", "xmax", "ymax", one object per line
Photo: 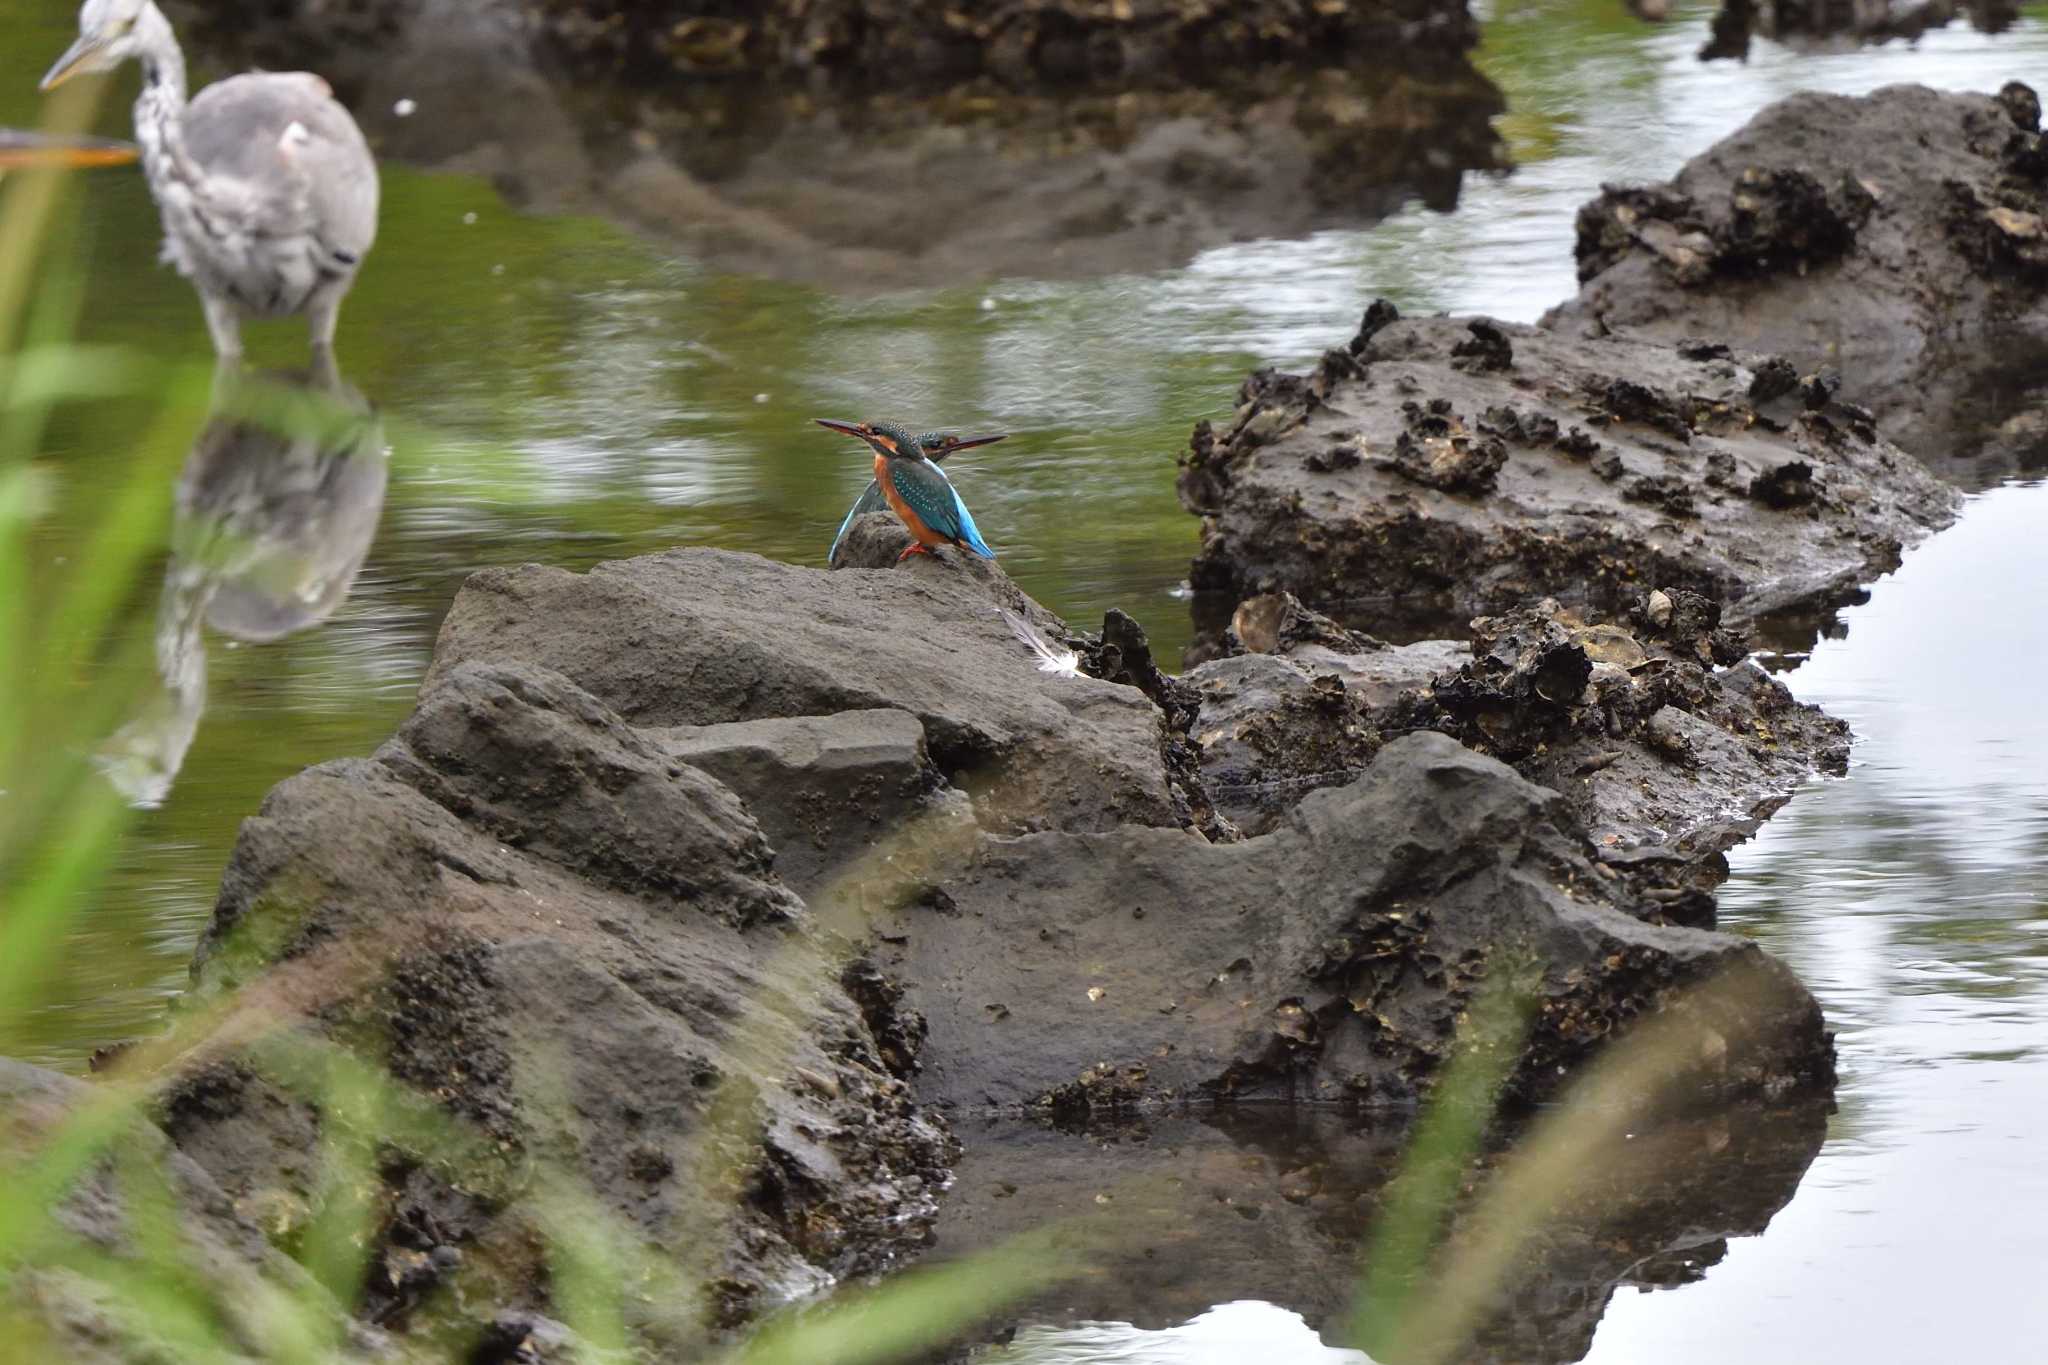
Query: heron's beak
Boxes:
[{"xmin": 40, "ymin": 35, "xmax": 106, "ymax": 92}]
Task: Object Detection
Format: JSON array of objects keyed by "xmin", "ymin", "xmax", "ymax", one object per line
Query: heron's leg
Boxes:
[
  {"xmin": 307, "ymin": 345, "xmax": 341, "ymax": 392},
  {"xmin": 199, "ymin": 291, "xmax": 242, "ymax": 360},
  {"xmin": 306, "ymin": 284, "xmax": 345, "ymax": 356}
]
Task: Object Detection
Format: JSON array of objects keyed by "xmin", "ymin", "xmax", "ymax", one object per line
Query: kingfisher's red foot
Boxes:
[{"xmin": 897, "ymin": 543, "xmax": 936, "ymax": 562}]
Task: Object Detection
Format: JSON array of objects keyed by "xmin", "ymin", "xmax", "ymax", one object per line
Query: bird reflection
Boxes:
[{"xmin": 100, "ymin": 361, "xmax": 387, "ymax": 807}]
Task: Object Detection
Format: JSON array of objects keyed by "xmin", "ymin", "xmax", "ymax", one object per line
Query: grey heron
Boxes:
[{"xmin": 39, "ymin": 0, "xmax": 379, "ymax": 360}]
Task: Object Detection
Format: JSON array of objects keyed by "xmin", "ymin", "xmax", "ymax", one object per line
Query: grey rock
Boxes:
[{"xmin": 0, "ymin": 1060, "xmax": 358, "ymax": 1364}]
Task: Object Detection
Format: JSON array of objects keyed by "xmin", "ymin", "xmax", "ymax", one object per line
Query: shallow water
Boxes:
[{"xmin": 7, "ymin": 0, "xmax": 2048, "ymax": 1359}]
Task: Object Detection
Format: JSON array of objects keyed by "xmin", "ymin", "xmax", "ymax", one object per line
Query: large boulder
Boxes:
[
  {"xmin": 1548, "ymin": 82, "xmax": 2048, "ymax": 479},
  {"xmin": 1179, "ymin": 306, "xmax": 1960, "ymax": 637}
]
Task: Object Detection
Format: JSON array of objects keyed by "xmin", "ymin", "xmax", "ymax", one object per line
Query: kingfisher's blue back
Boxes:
[{"xmin": 887, "ymin": 457, "xmax": 996, "ymax": 559}]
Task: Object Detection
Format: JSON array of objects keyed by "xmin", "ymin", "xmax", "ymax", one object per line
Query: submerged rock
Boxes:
[
  {"xmin": 1179, "ymin": 307, "xmax": 1958, "ymax": 635},
  {"xmin": 1549, "ymin": 83, "xmax": 2048, "ymax": 480}
]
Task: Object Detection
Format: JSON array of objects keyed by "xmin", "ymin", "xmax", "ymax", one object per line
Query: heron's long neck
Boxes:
[{"xmin": 130, "ymin": 10, "xmax": 191, "ymax": 185}]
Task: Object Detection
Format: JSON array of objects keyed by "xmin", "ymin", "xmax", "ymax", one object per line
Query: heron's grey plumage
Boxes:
[{"xmin": 42, "ymin": 0, "xmax": 379, "ymax": 358}]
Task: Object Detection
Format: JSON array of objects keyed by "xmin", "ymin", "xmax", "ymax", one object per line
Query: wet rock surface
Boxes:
[
  {"xmin": 1549, "ymin": 82, "xmax": 2048, "ymax": 481},
  {"xmin": 1179, "ymin": 306, "xmax": 1959, "ymax": 634}
]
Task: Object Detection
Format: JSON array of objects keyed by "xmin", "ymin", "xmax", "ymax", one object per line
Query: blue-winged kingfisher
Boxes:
[{"xmin": 817, "ymin": 419, "xmax": 1002, "ymax": 564}]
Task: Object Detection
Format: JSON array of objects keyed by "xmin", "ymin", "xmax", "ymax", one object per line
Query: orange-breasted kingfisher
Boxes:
[{"xmin": 818, "ymin": 419, "xmax": 1003, "ymax": 564}]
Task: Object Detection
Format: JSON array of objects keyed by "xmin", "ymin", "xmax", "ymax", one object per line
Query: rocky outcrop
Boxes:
[
  {"xmin": 1179, "ymin": 306, "xmax": 1959, "ymax": 634},
  {"xmin": 528, "ymin": 0, "xmax": 1481, "ymax": 87},
  {"xmin": 1549, "ymin": 83, "xmax": 2048, "ymax": 480},
  {"xmin": 68, "ymin": 545, "xmax": 1839, "ymax": 1357}
]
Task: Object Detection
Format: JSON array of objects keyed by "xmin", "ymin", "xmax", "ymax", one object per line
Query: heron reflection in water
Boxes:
[{"xmin": 100, "ymin": 363, "xmax": 388, "ymax": 807}]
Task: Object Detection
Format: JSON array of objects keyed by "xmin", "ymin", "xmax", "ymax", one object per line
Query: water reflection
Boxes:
[
  {"xmin": 99, "ymin": 364, "xmax": 387, "ymax": 807},
  {"xmin": 1584, "ymin": 482, "xmax": 2048, "ymax": 1362},
  {"xmin": 949, "ymin": 1098, "xmax": 1827, "ymax": 1364},
  {"xmin": 999, "ymin": 1303, "xmax": 1376, "ymax": 1364}
]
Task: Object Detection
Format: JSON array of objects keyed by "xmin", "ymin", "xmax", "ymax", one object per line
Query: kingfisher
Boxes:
[{"xmin": 817, "ymin": 419, "xmax": 1003, "ymax": 565}]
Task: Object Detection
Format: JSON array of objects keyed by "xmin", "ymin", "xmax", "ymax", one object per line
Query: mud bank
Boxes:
[
  {"xmin": 1549, "ymin": 82, "xmax": 2048, "ymax": 482},
  {"xmin": 25, "ymin": 546, "xmax": 1835, "ymax": 1358},
  {"xmin": 170, "ymin": 1, "xmax": 1504, "ymax": 287}
]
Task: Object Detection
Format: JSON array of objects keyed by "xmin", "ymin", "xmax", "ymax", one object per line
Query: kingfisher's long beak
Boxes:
[
  {"xmin": 40, "ymin": 35, "xmax": 106, "ymax": 92},
  {"xmin": 815, "ymin": 417, "xmax": 900, "ymax": 454},
  {"xmin": 937, "ymin": 434, "xmax": 1007, "ymax": 455}
]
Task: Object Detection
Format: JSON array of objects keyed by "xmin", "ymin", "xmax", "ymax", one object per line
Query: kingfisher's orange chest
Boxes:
[{"xmin": 875, "ymin": 452, "xmax": 945, "ymax": 548}]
